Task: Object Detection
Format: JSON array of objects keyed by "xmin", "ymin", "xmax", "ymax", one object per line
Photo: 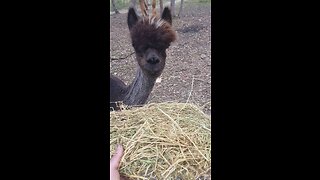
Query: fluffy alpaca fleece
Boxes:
[{"xmin": 130, "ymin": 16, "xmax": 176, "ymax": 47}]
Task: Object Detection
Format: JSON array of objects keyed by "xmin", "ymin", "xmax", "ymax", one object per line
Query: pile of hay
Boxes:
[{"xmin": 110, "ymin": 103, "xmax": 211, "ymax": 179}]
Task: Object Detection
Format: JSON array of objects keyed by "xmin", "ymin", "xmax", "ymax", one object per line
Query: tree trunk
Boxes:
[
  {"xmin": 159, "ymin": 0, "xmax": 163, "ymax": 13},
  {"xmin": 111, "ymin": 0, "xmax": 120, "ymax": 14},
  {"xmin": 178, "ymin": 0, "xmax": 184, "ymax": 17},
  {"xmin": 170, "ymin": 0, "xmax": 176, "ymax": 17}
]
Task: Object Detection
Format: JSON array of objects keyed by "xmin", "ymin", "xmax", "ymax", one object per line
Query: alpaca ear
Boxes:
[
  {"xmin": 128, "ymin": 7, "xmax": 139, "ymax": 29},
  {"xmin": 161, "ymin": 7, "xmax": 172, "ymax": 25}
]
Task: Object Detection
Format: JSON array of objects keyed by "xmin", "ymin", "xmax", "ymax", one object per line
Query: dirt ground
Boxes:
[{"xmin": 110, "ymin": 1, "xmax": 211, "ymax": 115}]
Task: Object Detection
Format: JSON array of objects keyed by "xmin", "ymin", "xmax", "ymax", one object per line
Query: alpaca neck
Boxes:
[{"xmin": 123, "ymin": 67, "xmax": 157, "ymax": 105}]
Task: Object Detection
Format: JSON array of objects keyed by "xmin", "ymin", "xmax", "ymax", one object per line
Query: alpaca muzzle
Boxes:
[
  {"xmin": 146, "ymin": 50, "xmax": 161, "ymax": 65},
  {"xmin": 147, "ymin": 56, "xmax": 160, "ymax": 64}
]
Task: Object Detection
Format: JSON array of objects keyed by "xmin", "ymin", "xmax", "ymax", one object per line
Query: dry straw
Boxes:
[{"xmin": 110, "ymin": 102, "xmax": 211, "ymax": 179}]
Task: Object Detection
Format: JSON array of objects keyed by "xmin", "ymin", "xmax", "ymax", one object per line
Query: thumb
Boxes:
[{"xmin": 110, "ymin": 144, "xmax": 124, "ymax": 170}]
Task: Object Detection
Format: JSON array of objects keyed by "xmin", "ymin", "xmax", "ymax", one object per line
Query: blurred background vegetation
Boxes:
[{"xmin": 110, "ymin": 0, "xmax": 211, "ymax": 13}]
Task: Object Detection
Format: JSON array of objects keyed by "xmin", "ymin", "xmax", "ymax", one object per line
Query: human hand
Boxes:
[{"xmin": 110, "ymin": 145, "xmax": 124, "ymax": 180}]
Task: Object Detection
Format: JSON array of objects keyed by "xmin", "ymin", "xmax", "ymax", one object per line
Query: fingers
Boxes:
[{"xmin": 110, "ymin": 144, "xmax": 124, "ymax": 170}]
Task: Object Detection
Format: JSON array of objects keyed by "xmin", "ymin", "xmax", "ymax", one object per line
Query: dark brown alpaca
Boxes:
[{"xmin": 110, "ymin": 7, "xmax": 176, "ymax": 110}]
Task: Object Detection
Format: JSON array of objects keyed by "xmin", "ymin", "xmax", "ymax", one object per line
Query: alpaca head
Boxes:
[{"xmin": 127, "ymin": 7, "xmax": 176, "ymax": 78}]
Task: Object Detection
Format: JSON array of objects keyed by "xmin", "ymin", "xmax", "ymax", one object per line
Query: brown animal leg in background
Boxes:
[
  {"xmin": 139, "ymin": 0, "xmax": 148, "ymax": 17},
  {"xmin": 152, "ymin": 0, "xmax": 157, "ymax": 16},
  {"xmin": 145, "ymin": 0, "xmax": 149, "ymax": 10}
]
